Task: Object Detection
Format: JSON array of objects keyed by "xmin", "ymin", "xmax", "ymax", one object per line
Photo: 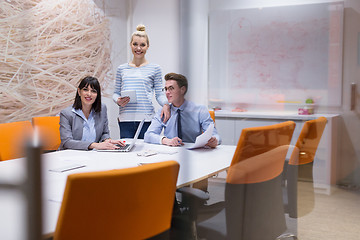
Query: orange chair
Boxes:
[
  {"xmin": 283, "ymin": 117, "xmax": 327, "ymax": 218},
  {"xmin": 209, "ymin": 110, "xmax": 215, "ymax": 123},
  {"xmin": 229, "ymin": 121, "xmax": 296, "ymax": 170},
  {"xmin": 0, "ymin": 121, "xmax": 33, "ymax": 161},
  {"xmin": 186, "ymin": 122, "xmax": 297, "ymax": 239},
  {"xmin": 53, "ymin": 160, "xmax": 179, "ymax": 240},
  {"xmin": 32, "ymin": 116, "xmax": 60, "ymax": 151},
  {"xmin": 224, "ymin": 121, "xmax": 296, "ymax": 240}
]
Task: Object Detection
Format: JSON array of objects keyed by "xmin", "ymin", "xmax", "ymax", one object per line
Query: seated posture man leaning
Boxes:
[{"xmin": 144, "ymin": 72, "xmax": 221, "ymax": 147}]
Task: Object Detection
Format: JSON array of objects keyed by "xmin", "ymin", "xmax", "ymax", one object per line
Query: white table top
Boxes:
[{"xmin": 0, "ymin": 140, "xmax": 236, "ymax": 238}]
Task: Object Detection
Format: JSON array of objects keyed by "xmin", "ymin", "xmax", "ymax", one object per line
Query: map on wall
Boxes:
[{"xmin": 208, "ymin": 2, "xmax": 343, "ymax": 107}]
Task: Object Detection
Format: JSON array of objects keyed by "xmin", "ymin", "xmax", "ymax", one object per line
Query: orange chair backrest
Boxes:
[
  {"xmin": 209, "ymin": 110, "xmax": 215, "ymax": 123},
  {"xmin": 54, "ymin": 160, "xmax": 179, "ymax": 240},
  {"xmin": 0, "ymin": 121, "xmax": 33, "ymax": 161},
  {"xmin": 227, "ymin": 121, "xmax": 296, "ymax": 184},
  {"xmin": 289, "ymin": 117, "xmax": 327, "ymax": 165},
  {"xmin": 32, "ymin": 116, "xmax": 61, "ymax": 151}
]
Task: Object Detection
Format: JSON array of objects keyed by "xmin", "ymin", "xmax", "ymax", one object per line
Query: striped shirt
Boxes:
[{"xmin": 112, "ymin": 63, "xmax": 168, "ymax": 121}]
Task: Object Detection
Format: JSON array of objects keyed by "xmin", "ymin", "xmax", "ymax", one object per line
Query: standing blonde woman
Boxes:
[{"xmin": 113, "ymin": 24, "xmax": 170, "ymax": 139}]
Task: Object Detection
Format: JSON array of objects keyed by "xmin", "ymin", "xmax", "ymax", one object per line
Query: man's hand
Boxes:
[
  {"xmin": 116, "ymin": 97, "xmax": 130, "ymax": 107},
  {"xmin": 205, "ymin": 137, "xmax": 218, "ymax": 148},
  {"xmin": 162, "ymin": 137, "xmax": 184, "ymax": 147}
]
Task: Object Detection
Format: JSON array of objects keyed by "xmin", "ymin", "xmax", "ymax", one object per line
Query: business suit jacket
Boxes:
[{"xmin": 59, "ymin": 104, "xmax": 110, "ymax": 150}]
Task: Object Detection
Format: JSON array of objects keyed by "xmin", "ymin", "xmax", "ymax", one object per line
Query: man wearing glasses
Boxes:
[{"xmin": 144, "ymin": 72, "xmax": 221, "ymax": 147}]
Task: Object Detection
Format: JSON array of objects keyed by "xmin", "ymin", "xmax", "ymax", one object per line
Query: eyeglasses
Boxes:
[{"xmin": 162, "ymin": 86, "xmax": 175, "ymax": 92}]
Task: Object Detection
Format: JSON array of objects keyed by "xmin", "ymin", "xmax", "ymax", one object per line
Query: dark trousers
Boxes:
[{"xmin": 118, "ymin": 121, "xmax": 150, "ymax": 139}]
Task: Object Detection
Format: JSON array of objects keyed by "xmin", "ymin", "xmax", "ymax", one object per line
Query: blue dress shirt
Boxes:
[
  {"xmin": 144, "ymin": 100, "xmax": 221, "ymax": 144},
  {"xmin": 72, "ymin": 108, "xmax": 96, "ymax": 143}
]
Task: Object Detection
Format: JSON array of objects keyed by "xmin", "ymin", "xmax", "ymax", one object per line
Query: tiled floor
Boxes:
[
  {"xmin": 297, "ymin": 183, "xmax": 360, "ymax": 240},
  {"xmin": 204, "ymin": 176, "xmax": 360, "ymax": 240}
]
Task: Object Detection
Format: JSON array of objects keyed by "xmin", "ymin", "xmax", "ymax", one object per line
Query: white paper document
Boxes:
[
  {"xmin": 121, "ymin": 90, "xmax": 137, "ymax": 103},
  {"xmin": 49, "ymin": 163, "xmax": 86, "ymax": 173},
  {"xmin": 186, "ymin": 123, "xmax": 214, "ymax": 149}
]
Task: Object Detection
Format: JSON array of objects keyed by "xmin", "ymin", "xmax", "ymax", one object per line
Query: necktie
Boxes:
[{"xmin": 177, "ymin": 109, "xmax": 182, "ymax": 139}]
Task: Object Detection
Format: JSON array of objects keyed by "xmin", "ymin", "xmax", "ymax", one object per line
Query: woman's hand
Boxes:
[
  {"xmin": 205, "ymin": 137, "xmax": 218, "ymax": 148},
  {"xmin": 89, "ymin": 139, "xmax": 125, "ymax": 150},
  {"xmin": 162, "ymin": 137, "xmax": 183, "ymax": 147},
  {"xmin": 160, "ymin": 104, "xmax": 171, "ymax": 123},
  {"xmin": 117, "ymin": 97, "xmax": 130, "ymax": 107},
  {"xmin": 104, "ymin": 139, "xmax": 126, "ymax": 147}
]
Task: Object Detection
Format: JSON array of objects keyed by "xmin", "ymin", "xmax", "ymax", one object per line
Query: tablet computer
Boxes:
[{"xmin": 121, "ymin": 90, "xmax": 137, "ymax": 103}]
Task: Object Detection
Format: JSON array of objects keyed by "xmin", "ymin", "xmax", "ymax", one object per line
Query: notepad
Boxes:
[
  {"xmin": 49, "ymin": 163, "xmax": 86, "ymax": 173},
  {"xmin": 137, "ymin": 149, "xmax": 158, "ymax": 157},
  {"xmin": 121, "ymin": 90, "xmax": 137, "ymax": 103}
]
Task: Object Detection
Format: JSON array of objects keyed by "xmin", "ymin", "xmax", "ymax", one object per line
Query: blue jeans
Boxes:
[{"xmin": 118, "ymin": 121, "xmax": 150, "ymax": 139}]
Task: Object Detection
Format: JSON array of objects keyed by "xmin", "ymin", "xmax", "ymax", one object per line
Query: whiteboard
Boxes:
[{"xmin": 208, "ymin": 2, "xmax": 343, "ymax": 107}]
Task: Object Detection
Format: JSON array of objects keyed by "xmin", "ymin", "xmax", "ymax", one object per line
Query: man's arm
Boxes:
[
  {"xmin": 144, "ymin": 113, "xmax": 165, "ymax": 144},
  {"xmin": 199, "ymin": 106, "xmax": 222, "ymax": 146}
]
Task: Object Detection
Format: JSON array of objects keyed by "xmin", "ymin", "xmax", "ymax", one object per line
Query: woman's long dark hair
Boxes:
[{"xmin": 73, "ymin": 76, "xmax": 102, "ymax": 112}]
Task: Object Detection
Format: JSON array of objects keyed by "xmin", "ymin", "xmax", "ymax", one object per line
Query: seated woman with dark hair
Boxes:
[{"xmin": 59, "ymin": 76, "xmax": 125, "ymax": 150}]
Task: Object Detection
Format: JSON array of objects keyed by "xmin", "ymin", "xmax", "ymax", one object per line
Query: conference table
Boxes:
[{"xmin": 0, "ymin": 140, "xmax": 236, "ymax": 239}]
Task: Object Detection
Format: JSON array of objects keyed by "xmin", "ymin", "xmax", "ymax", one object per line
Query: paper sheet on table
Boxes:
[
  {"xmin": 121, "ymin": 90, "xmax": 137, "ymax": 103},
  {"xmin": 186, "ymin": 123, "xmax": 214, "ymax": 149},
  {"xmin": 49, "ymin": 163, "xmax": 86, "ymax": 173}
]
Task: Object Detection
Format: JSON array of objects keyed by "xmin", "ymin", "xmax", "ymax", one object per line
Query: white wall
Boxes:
[
  {"xmin": 180, "ymin": 0, "xmax": 209, "ymax": 105},
  {"xmin": 338, "ymin": 1, "xmax": 360, "ymax": 185},
  {"xmin": 94, "ymin": 0, "xmax": 129, "ymax": 139},
  {"xmin": 210, "ymin": 0, "xmax": 344, "ymax": 10}
]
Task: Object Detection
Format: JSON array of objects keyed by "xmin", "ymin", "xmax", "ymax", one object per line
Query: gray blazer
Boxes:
[{"xmin": 59, "ymin": 104, "xmax": 110, "ymax": 150}]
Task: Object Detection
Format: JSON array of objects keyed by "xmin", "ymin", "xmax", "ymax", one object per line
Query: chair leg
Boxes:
[
  {"xmin": 276, "ymin": 233, "xmax": 298, "ymax": 240},
  {"xmin": 190, "ymin": 220, "xmax": 198, "ymax": 240}
]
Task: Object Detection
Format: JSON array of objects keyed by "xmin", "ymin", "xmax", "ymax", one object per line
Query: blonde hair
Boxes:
[{"xmin": 131, "ymin": 24, "xmax": 149, "ymax": 46}]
